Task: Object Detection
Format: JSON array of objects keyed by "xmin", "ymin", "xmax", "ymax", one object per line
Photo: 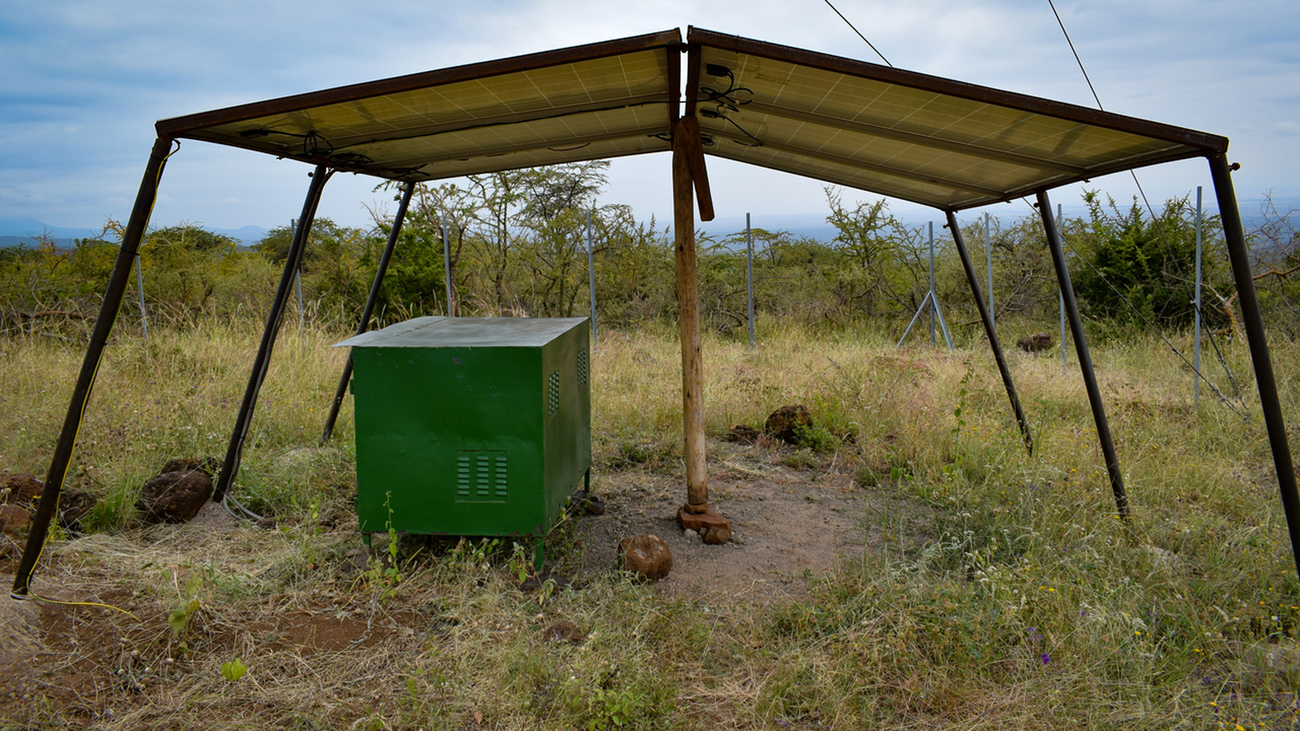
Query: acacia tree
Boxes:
[
  {"xmin": 824, "ymin": 189, "xmax": 920, "ymax": 318},
  {"xmin": 1070, "ymin": 191, "xmax": 1227, "ymax": 331}
]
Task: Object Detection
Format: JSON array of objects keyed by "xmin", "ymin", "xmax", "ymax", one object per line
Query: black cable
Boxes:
[
  {"xmin": 1024, "ymin": 200, "xmax": 1251, "ymax": 419},
  {"xmin": 1046, "ymin": 0, "xmax": 1245, "ymax": 403},
  {"xmin": 822, "ymin": 0, "xmax": 893, "ymax": 67},
  {"xmin": 1047, "ymin": 0, "xmax": 1103, "ymax": 110}
]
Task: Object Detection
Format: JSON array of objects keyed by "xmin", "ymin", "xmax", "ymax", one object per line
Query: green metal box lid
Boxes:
[{"xmin": 335, "ymin": 316, "xmax": 588, "ymax": 349}]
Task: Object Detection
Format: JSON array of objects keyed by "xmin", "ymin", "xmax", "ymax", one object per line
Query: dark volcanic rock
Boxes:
[
  {"xmin": 764, "ymin": 405, "xmax": 812, "ymax": 445},
  {"xmin": 1, "ymin": 474, "xmax": 42, "ymax": 507},
  {"xmin": 58, "ymin": 488, "xmax": 98, "ymax": 532},
  {"xmin": 543, "ymin": 620, "xmax": 585, "ymax": 643},
  {"xmin": 702, "ymin": 524, "xmax": 733, "ymax": 545},
  {"xmin": 0, "ymin": 503, "xmax": 30, "ymax": 537},
  {"xmin": 568, "ymin": 490, "xmax": 606, "ymax": 516},
  {"xmin": 618, "ymin": 534, "xmax": 673, "ymax": 581},
  {"xmin": 1017, "ymin": 333, "xmax": 1054, "ymax": 352},
  {"xmin": 137, "ymin": 463, "xmax": 213, "ymax": 524},
  {"xmin": 723, "ymin": 425, "xmax": 761, "ymax": 444}
]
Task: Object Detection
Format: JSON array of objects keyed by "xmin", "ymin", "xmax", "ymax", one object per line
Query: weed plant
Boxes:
[{"xmin": 1, "ymin": 315, "xmax": 1298, "ymax": 728}]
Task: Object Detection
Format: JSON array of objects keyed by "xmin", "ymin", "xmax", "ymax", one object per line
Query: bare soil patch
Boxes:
[{"xmin": 0, "ymin": 437, "xmax": 935, "ymax": 727}]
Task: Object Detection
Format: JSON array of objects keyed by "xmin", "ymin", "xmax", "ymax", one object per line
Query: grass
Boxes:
[{"xmin": 2, "ymin": 315, "xmax": 1299, "ymax": 728}]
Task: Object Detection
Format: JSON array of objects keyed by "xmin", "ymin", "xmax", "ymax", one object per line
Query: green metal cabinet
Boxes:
[{"xmin": 336, "ymin": 317, "xmax": 591, "ymax": 562}]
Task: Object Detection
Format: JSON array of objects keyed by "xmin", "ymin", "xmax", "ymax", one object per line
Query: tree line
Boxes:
[{"xmin": 3, "ymin": 161, "xmax": 1297, "ymax": 342}]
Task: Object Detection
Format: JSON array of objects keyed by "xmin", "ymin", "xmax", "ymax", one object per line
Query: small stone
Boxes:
[
  {"xmin": 702, "ymin": 524, "xmax": 732, "ymax": 545},
  {"xmin": 683, "ymin": 528, "xmax": 698, "ymax": 540},
  {"xmin": 723, "ymin": 425, "xmax": 761, "ymax": 444},
  {"xmin": 618, "ymin": 534, "xmax": 673, "ymax": 581},
  {"xmin": 764, "ymin": 405, "xmax": 812, "ymax": 445},
  {"xmin": 543, "ymin": 620, "xmax": 584, "ymax": 643},
  {"xmin": 1017, "ymin": 333, "xmax": 1054, "ymax": 352}
]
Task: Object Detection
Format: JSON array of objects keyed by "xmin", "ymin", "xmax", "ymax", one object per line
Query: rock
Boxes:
[
  {"xmin": 702, "ymin": 524, "xmax": 732, "ymax": 545},
  {"xmin": 764, "ymin": 405, "xmax": 812, "ymax": 445},
  {"xmin": 723, "ymin": 425, "xmax": 761, "ymax": 444},
  {"xmin": 1017, "ymin": 333, "xmax": 1054, "ymax": 352},
  {"xmin": 0, "ymin": 474, "xmax": 42, "ymax": 507},
  {"xmin": 568, "ymin": 490, "xmax": 606, "ymax": 516},
  {"xmin": 618, "ymin": 534, "xmax": 673, "ymax": 581},
  {"xmin": 158, "ymin": 457, "xmax": 219, "ymax": 477},
  {"xmin": 543, "ymin": 620, "xmax": 584, "ymax": 643},
  {"xmin": 0, "ymin": 504, "xmax": 30, "ymax": 537},
  {"xmin": 137, "ymin": 467, "xmax": 213, "ymax": 524},
  {"xmin": 57, "ymin": 488, "xmax": 97, "ymax": 533},
  {"xmin": 683, "ymin": 528, "xmax": 698, "ymax": 540}
]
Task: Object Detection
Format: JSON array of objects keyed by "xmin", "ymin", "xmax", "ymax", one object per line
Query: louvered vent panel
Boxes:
[{"xmin": 455, "ymin": 450, "xmax": 508, "ymax": 502}]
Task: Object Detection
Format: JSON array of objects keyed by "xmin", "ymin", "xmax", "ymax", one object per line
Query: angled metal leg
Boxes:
[
  {"xmin": 1209, "ymin": 153, "xmax": 1300, "ymax": 580},
  {"xmin": 13, "ymin": 136, "xmax": 175, "ymax": 596},
  {"xmin": 946, "ymin": 211, "xmax": 1033, "ymax": 454},
  {"xmin": 1037, "ymin": 190, "xmax": 1129, "ymax": 520},
  {"xmin": 214, "ymin": 166, "xmax": 331, "ymax": 500},
  {"xmin": 321, "ymin": 181, "xmax": 415, "ymax": 444}
]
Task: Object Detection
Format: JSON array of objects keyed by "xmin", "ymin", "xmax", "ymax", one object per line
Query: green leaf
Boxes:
[{"xmin": 220, "ymin": 657, "xmax": 248, "ymax": 682}]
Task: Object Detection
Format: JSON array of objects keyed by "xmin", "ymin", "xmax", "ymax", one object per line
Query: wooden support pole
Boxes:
[{"xmin": 674, "ymin": 122, "xmax": 708, "ymax": 512}]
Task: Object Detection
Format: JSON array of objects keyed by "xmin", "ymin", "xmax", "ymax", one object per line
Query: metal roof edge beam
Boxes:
[
  {"xmin": 13, "ymin": 135, "xmax": 176, "ymax": 597},
  {"xmin": 157, "ymin": 29, "xmax": 683, "ymax": 137},
  {"xmin": 1209, "ymin": 152, "xmax": 1300, "ymax": 582},
  {"xmin": 1036, "ymin": 189, "xmax": 1128, "ymax": 520}
]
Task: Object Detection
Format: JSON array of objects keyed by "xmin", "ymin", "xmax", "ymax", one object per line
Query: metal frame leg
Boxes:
[
  {"xmin": 946, "ymin": 211, "xmax": 1034, "ymax": 454},
  {"xmin": 13, "ymin": 136, "xmax": 175, "ymax": 596},
  {"xmin": 1036, "ymin": 190, "xmax": 1129, "ymax": 519},
  {"xmin": 1208, "ymin": 153, "xmax": 1300, "ymax": 580},
  {"xmin": 214, "ymin": 166, "xmax": 331, "ymax": 500},
  {"xmin": 321, "ymin": 181, "xmax": 415, "ymax": 444}
]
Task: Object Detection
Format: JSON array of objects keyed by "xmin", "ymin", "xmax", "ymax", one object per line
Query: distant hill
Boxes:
[{"xmin": 0, "ymin": 219, "xmax": 269, "ymax": 247}]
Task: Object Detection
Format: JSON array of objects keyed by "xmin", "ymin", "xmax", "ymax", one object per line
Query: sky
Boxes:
[{"xmin": 2, "ymin": 0, "xmax": 1297, "ymax": 237}]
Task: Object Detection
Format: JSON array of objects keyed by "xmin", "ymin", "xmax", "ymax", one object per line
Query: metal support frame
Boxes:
[
  {"xmin": 587, "ymin": 210, "xmax": 598, "ymax": 350},
  {"xmin": 442, "ymin": 213, "xmax": 454, "ymax": 316},
  {"xmin": 897, "ymin": 222, "xmax": 952, "ymax": 349},
  {"xmin": 1036, "ymin": 189, "xmax": 1129, "ymax": 519},
  {"xmin": 134, "ymin": 253, "xmax": 149, "ymax": 341},
  {"xmin": 321, "ymin": 181, "xmax": 415, "ymax": 445},
  {"xmin": 746, "ymin": 212, "xmax": 755, "ymax": 348},
  {"xmin": 1208, "ymin": 153, "xmax": 1300, "ymax": 580},
  {"xmin": 1194, "ymin": 185, "xmax": 1203, "ymax": 406},
  {"xmin": 214, "ymin": 166, "xmax": 332, "ymax": 501},
  {"xmin": 946, "ymin": 211, "xmax": 1033, "ymax": 454},
  {"xmin": 13, "ymin": 136, "xmax": 175, "ymax": 597},
  {"xmin": 292, "ymin": 218, "xmax": 304, "ymax": 330}
]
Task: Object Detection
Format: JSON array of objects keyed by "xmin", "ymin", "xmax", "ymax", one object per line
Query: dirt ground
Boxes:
[
  {"xmin": 575, "ymin": 439, "xmax": 879, "ymax": 604},
  {"xmin": 0, "ymin": 436, "xmax": 931, "ymax": 727}
]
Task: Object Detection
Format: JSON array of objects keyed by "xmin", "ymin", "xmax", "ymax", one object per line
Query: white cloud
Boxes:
[{"xmin": 1, "ymin": 0, "xmax": 1297, "ymax": 230}]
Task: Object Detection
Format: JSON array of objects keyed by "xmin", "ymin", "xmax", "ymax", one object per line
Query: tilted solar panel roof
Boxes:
[{"xmin": 156, "ymin": 26, "xmax": 1227, "ymax": 212}]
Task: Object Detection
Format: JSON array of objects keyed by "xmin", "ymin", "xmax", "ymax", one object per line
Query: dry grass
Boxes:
[{"xmin": 2, "ymin": 317, "xmax": 1299, "ymax": 729}]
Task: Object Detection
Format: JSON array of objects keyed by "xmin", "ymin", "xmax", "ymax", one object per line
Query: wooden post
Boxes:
[{"xmin": 673, "ymin": 124, "xmax": 708, "ymax": 512}]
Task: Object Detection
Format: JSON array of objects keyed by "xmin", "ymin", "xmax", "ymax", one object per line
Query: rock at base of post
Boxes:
[{"xmin": 676, "ymin": 505, "xmax": 732, "ymax": 544}]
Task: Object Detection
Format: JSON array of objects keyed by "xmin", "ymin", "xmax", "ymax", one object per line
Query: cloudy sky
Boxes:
[{"xmin": 2, "ymin": 0, "xmax": 1297, "ymax": 235}]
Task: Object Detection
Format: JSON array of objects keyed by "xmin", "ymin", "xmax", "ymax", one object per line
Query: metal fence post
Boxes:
[
  {"xmin": 746, "ymin": 212, "xmax": 755, "ymax": 348},
  {"xmin": 587, "ymin": 210, "xmax": 597, "ymax": 350}
]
